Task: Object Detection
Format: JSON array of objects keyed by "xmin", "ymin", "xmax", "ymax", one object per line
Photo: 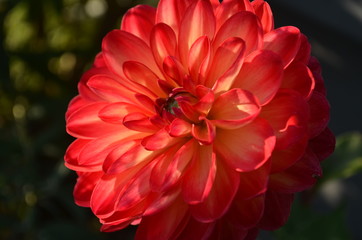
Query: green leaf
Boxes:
[{"xmin": 322, "ymin": 132, "xmax": 362, "ymax": 180}]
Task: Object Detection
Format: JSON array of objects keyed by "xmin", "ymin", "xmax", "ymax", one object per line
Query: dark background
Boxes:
[{"xmin": 0, "ymin": 0, "xmax": 361, "ymax": 239}]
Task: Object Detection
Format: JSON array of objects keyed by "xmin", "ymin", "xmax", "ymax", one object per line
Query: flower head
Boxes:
[{"xmin": 65, "ymin": 0, "xmax": 335, "ymax": 239}]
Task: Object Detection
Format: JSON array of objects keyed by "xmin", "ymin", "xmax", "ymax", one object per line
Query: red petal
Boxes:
[
  {"xmin": 263, "ymin": 26, "xmax": 301, "ymax": 68},
  {"xmin": 209, "ymin": 88, "xmax": 260, "ymax": 129},
  {"xmin": 215, "ymin": 118, "xmax": 276, "ymax": 172},
  {"xmin": 308, "ymin": 127, "xmax": 335, "ymax": 161},
  {"xmin": 269, "ymin": 148, "xmax": 322, "ymax": 193},
  {"xmin": 190, "ymin": 161, "xmax": 240, "ymax": 222},
  {"xmin": 64, "ymin": 139, "xmax": 94, "ymax": 171},
  {"xmin": 150, "ymin": 23, "xmax": 177, "ymax": 73},
  {"xmin": 163, "ymin": 56, "xmax": 187, "ymax": 85},
  {"xmin": 178, "ymin": 0, "xmax": 216, "ymax": 66},
  {"xmin": 213, "ymin": 11, "xmax": 262, "ymax": 56},
  {"xmin": 66, "ymin": 96, "xmax": 89, "ymax": 121},
  {"xmin": 144, "ymin": 188, "xmax": 181, "ymax": 216},
  {"xmin": 308, "ymin": 91, "xmax": 330, "ymax": 138},
  {"xmin": 188, "ymin": 36, "xmax": 211, "ymax": 84},
  {"xmin": 123, "ymin": 112, "xmax": 159, "ymax": 133},
  {"xmin": 121, "ymin": 5, "xmax": 156, "ymax": 43},
  {"xmin": 104, "ymin": 141, "xmax": 155, "ymax": 175},
  {"xmin": 206, "ymin": 37, "xmax": 245, "ymax": 91},
  {"xmin": 237, "ymin": 160, "xmax": 271, "ymax": 199},
  {"xmin": 161, "ymin": 140, "xmax": 196, "ymax": 191},
  {"xmin": 155, "ymin": 0, "xmax": 194, "ymax": 35},
  {"xmin": 227, "ymin": 194, "xmax": 265, "ymax": 229},
  {"xmin": 141, "ymin": 128, "xmax": 177, "ymax": 150},
  {"xmin": 135, "ymin": 197, "xmax": 189, "ymax": 240},
  {"xmin": 193, "ymin": 85, "xmax": 215, "ymax": 115},
  {"xmin": 281, "ymin": 61, "xmax": 315, "ymax": 99},
  {"xmin": 169, "ymin": 118, "xmax": 192, "ymax": 137},
  {"xmin": 215, "ymin": 0, "xmax": 254, "ymax": 30},
  {"xmin": 102, "ymin": 30, "xmax": 161, "ymax": 79},
  {"xmin": 295, "ymin": 34, "xmax": 311, "ymax": 64},
  {"xmin": 260, "ymin": 89, "xmax": 309, "ymax": 150},
  {"xmin": 73, "ymin": 171, "xmax": 103, "ymax": 207},
  {"xmin": 191, "ymin": 118, "xmax": 216, "ymax": 145},
  {"xmin": 251, "ymin": 0, "xmax": 274, "ymax": 34},
  {"xmin": 182, "ymin": 145, "xmax": 216, "ymax": 204},
  {"xmin": 259, "ymin": 190, "xmax": 294, "ymax": 230},
  {"xmin": 232, "ymin": 50, "xmax": 283, "ymax": 105},
  {"xmin": 98, "ymin": 102, "xmax": 151, "ymax": 124},
  {"xmin": 77, "ymin": 134, "xmax": 135, "ymax": 169},
  {"xmin": 177, "ymin": 217, "xmax": 214, "ymax": 240},
  {"xmin": 66, "ymin": 102, "xmax": 122, "ymax": 139},
  {"xmin": 269, "ymin": 135, "xmax": 309, "ymax": 173},
  {"xmin": 123, "ymin": 61, "xmax": 165, "ymax": 97},
  {"xmin": 87, "ymin": 74, "xmax": 136, "ymax": 102}
]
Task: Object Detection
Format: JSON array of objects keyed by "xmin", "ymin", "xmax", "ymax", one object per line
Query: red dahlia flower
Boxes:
[{"xmin": 65, "ymin": 0, "xmax": 335, "ymax": 239}]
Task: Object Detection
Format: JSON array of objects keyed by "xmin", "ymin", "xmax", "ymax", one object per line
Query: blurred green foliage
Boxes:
[{"xmin": 0, "ymin": 0, "xmax": 361, "ymax": 239}]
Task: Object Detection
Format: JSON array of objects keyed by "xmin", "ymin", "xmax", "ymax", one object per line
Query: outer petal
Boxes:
[
  {"xmin": 260, "ymin": 89, "xmax": 309, "ymax": 150},
  {"xmin": 213, "ymin": 11, "xmax": 262, "ymax": 56},
  {"xmin": 308, "ymin": 127, "xmax": 335, "ymax": 161},
  {"xmin": 227, "ymin": 193, "xmax": 265, "ymax": 229},
  {"xmin": 102, "ymin": 30, "xmax": 161, "ymax": 79},
  {"xmin": 308, "ymin": 91, "xmax": 330, "ymax": 138},
  {"xmin": 155, "ymin": 0, "xmax": 194, "ymax": 35},
  {"xmin": 232, "ymin": 50, "xmax": 283, "ymax": 105},
  {"xmin": 295, "ymin": 34, "xmax": 311, "ymax": 64},
  {"xmin": 190, "ymin": 160, "xmax": 240, "ymax": 222},
  {"xmin": 215, "ymin": 118, "xmax": 276, "ymax": 172},
  {"xmin": 177, "ymin": 217, "xmax": 214, "ymax": 240},
  {"xmin": 178, "ymin": 0, "xmax": 216, "ymax": 66},
  {"xmin": 66, "ymin": 102, "xmax": 123, "ymax": 139},
  {"xmin": 206, "ymin": 37, "xmax": 245, "ymax": 90},
  {"xmin": 259, "ymin": 191, "xmax": 294, "ymax": 230},
  {"xmin": 281, "ymin": 61, "xmax": 315, "ymax": 99},
  {"xmin": 73, "ymin": 171, "xmax": 103, "ymax": 207},
  {"xmin": 237, "ymin": 160, "xmax": 271, "ymax": 199},
  {"xmin": 150, "ymin": 23, "xmax": 178, "ymax": 73},
  {"xmin": 64, "ymin": 139, "xmax": 93, "ymax": 171},
  {"xmin": 182, "ymin": 145, "xmax": 216, "ymax": 204},
  {"xmin": 209, "ymin": 88, "xmax": 260, "ymax": 129},
  {"xmin": 121, "ymin": 5, "xmax": 156, "ymax": 43},
  {"xmin": 263, "ymin": 26, "xmax": 301, "ymax": 68},
  {"xmin": 98, "ymin": 102, "xmax": 152, "ymax": 124},
  {"xmin": 251, "ymin": 0, "xmax": 274, "ymax": 34},
  {"xmin": 135, "ymin": 197, "xmax": 189, "ymax": 240},
  {"xmin": 269, "ymin": 148, "xmax": 322, "ymax": 193},
  {"xmin": 215, "ymin": 0, "xmax": 254, "ymax": 30}
]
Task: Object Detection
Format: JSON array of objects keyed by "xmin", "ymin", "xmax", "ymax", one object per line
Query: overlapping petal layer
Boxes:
[{"xmin": 65, "ymin": 0, "xmax": 334, "ymax": 239}]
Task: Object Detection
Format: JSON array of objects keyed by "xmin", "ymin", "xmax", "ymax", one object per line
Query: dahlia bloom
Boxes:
[{"xmin": 65, "ymin": 0, "xmax": 335, "ymax": 239}]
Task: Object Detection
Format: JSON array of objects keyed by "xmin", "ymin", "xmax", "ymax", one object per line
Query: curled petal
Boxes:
[
  {"xmin": 102, "ymin": 30, "xmax": 161, "ymax": 79},
  {"xmin": 123, "ymin": 112, "xmax": 160, "ymax": 133},
  {"xmin": 169, "ymin": 118, "xmax": 192, "ymax": 137},
  {"xmin": 263, "ymin": 26, "xmax": 301, "ymax": 68},
  {"xmin": 259, "ymin": 191, "xmax": 294, "ymax": 231},
  {"xmin": 251, "ymin": 0, "xmax": 274, "ymax": 33},
  {"xmin": 232, "ymin": 50, "xmax": 283, "ymax": 105},
  {"xmin": 141, "ymin": 128, "xmax": 178, "ymax": 150},
  {"xmin": 190, "ymin": 160, "xmax": 240, "ymax": 222},
  {"xmin": 260, "ymin": 89, "xmax": 309, "ymax": 150},
  {"xmin": 295, "ymin": 34, "xmax": 311, "ymax": 64},
  {"xmin": 135, "ymin": 197, "xmax": 189, "ymax": 240},
  {"xmin": 121, "ymin": 5, "xmax": 156, "ymax": 43},
  {"xmin": 308, "ymin": 91, "xmax": 330, "ymax": 138},
  {"xmin": 269, "ymin": 148, "xmax": 322, "ymax": 193},
  {"xmin": 215, "ymin": 118, "xmax": 276, "ymax": 172},
  {"xmin": 215, "ymin": 0, "xmax": 254, "ymax": 30},
  {"xmin": 188, "ymin": 36, "xmax": 211, "ymax": 84},
  {"xmin": 308, "ymin": 127, "xmax": 336, "ymax": 161},
  {"xmin": 178, "ymin": 0, "xmax": 216, "ymax": 66},
  {"xmin": 182, "ymin": 145, "xmax": 216, "ymax": 204},
  {"xmin": 207, "ymin": 37, "xmax": 245, "ymax": 91},
  {"xmin": 209, "ymin": 88, "xmax": 260, "ymax": 129},
  {"xmin": 191, "ymin": 118, "xmax": 216, "ymax": 145},
  {"xmin": 155, "ymin": 0, "xmax": 194, "ymax": 35},
  {"xmin": 213, "ymin": 11, "xmax": 262, "ymax": 56},
  {"xmin": 150, "ymin": 23, "xmax": 178, "ymax": 72},
  {"xmin": 66, "ymin": 102, "xmax": 123, "ymax": 139},
  {"xmin": 74, "ymin": 171, "xmax": 103, "ymax": 207},
  {"xmin": 98, "ymin": 102, "xmax": 149, "ymax": 124},
  {"xmin": 281, "ymin": 61, "xmax": 315, "ymax": 99}
]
